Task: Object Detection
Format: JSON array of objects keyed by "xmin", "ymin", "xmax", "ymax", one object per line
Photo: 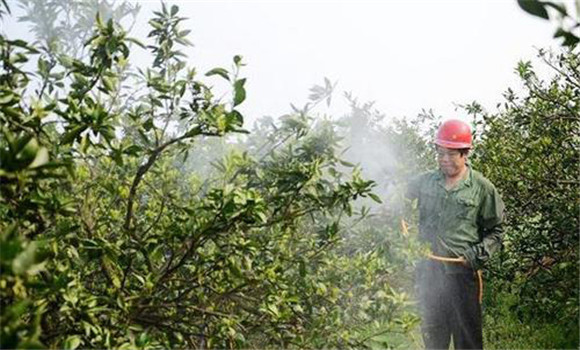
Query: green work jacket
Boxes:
[{"xmin": 407, "ymin": 166, "xmax": 505, "ymax": 272}]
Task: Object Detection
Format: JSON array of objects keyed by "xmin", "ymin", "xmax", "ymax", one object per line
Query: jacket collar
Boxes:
[{"xmin": 436, "ymin": 164, "xmax": 472, "ymax": 190}]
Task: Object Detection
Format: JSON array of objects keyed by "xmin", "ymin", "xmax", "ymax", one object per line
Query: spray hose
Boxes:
[{"xmin": 400, "ymin": 219, "xmax": 483, "ymax": 304}]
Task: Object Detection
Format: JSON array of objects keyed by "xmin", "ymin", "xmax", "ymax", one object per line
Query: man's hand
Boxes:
[{"xmin": 459, "ymin": 256, "xmax": 471, "ymax": 268}]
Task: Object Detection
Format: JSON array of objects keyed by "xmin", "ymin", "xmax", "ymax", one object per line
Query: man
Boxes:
[{"xmin": 407, "ymin": 119, "xmax": 505, "ymax": 350}]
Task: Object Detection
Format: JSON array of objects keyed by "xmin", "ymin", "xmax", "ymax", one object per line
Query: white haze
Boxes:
[
  {"xmin": 130, "ymin": 0, "xmax": 564, "ymax": 127},
  {"xmin": 2, "ymin": 0, "xmax": 573, "ymax": 202},
  {"xmin": 2, "ymin": 0, "xmax": 570, "ymax": 127}
]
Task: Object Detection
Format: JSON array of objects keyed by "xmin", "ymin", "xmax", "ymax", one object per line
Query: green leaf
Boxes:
[
  {"xmin": 517, "ymin": 0, "xmax": 549, "ymax": 20},
  {"xmin": 136, "ymin": 332, "xmax": 149, "ymax": 347},
  {"xmin": 228, "ymin": 110, "xmax": 244, "ymax": 126},
  {"xmin": 233, "ymin": 78, "xmax": 246, "ymax": 107},
  {"xmin": 126, "ymin": 37, "xmax": 145, "ymax": 48},
  {"xmin": 9, "ymin": 39, "xmax": 29, "ymax": 48},
  {"xmin": 267, "ymin": 304, "xmax": 279, "ymax": 317},
  {"xmin": 554, "ymin": 28, "xmax": 580, "ymax": 47},
  {"xmin": 100, "ymin": 127, "xmax": 115, "ymax": 143},
  {"xmin": 543, "ymin": 1, "xmax": 567, "ymax": 16},
  {"xmin": 63, "ymin": 335, "xmax": 82, "ymax": 350},
  {"xmin": 171, "ymin": 4, "xmax": 179, "ymax": 16},
  {"xmin": 0, "ymin": 230, "xmax": 21, "ymax": 262},
  {"xmin": 102, "ymin": 256, "xmax": 121, "ymax": 289},
  {"xmin": 178, "ymin": 30, "xmax": 191, "ymax": 37},
  {"xmin": 4, "ymin": 300, "xmax": 30, "ymax": 320},
  {"xmin": 124, "ymin": 145, "xmax": 143, "ymax": 155},
  {"xmin": 12, "ymin": 241, "xmax": 42, "ymax": 275},
  {"xmin": 175, "ymin": 37, "xmax": 193, "ymax": 47},
  {"xmin": 3, "ymin": 106, "xmax": 23, "ymax": 119},
  {"xmin": 61, "ymin": 126, "xmax": 87, "ymax": 145},
  {"xmin": 101, "ymin": 76, "xmax": 116, "ymax": 93},
  {"xmin": 369, "ymin": 193, "xmax": 382, "ymax": 204},
  {"xmin": 149, "ymin": 19, "xmax": 163, "ymax": 30},
  {"xmin": 205, "ymin": 67, "xmax": 230, "ymax": 81},
  {"xmin": 80, "ymin": 134, "xmax": 90, "ymax": 153},
  {"xmin": 0, "ymin": 91, "xmax": 16, "ymax": 105},
  {"xmin": 15, "ymin": 137, "xmax": 38, "ymax": 165},
  {"xmin": 37, "ymin": 57, "xmax": 49, "ymax": 76},
  {"xmin": 233, "ymin": 55, "xmax": 242, "ymax": 66},
  {"xmin": 143, "ymin": 118, "xmax": 155, "ymax": 131},
  {"xmin": 339, "ymin": 160, "xmax": 355, "ymax": 167},
  {"xmin": 28, "ymin": 147, "xmax": 49, "ymax": 168},
  {"xmin": 17, "ymin": 338, "xmax": 45, "ymax": 349}
]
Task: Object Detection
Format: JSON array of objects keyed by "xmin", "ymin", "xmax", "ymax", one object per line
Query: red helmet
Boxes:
[{"xmin": 434, "ymin": 119, "xmax": 472, "ymax": 149}]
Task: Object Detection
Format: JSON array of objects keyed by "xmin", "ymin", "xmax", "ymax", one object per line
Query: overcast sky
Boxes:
[{"xmin": 3, "ymin": 0, "xmax": 571, "ymax": 125}]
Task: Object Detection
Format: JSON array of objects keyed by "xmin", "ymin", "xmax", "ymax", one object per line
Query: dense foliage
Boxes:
[
  {"xmin": 470, "ymin": 49, "xmax": 579, "ymax": 349},
  {"xmin": 0, "ymin": 3, "xmax": 420, "ymax": 349}
]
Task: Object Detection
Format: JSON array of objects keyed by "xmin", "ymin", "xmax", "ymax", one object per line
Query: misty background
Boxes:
[{"xmin": 2, "ymin": 0, "xmax": 568, "ymax": 125}]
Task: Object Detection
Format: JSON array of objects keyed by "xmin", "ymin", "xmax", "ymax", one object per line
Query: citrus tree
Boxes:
[
  {"xmin": 468, "ymin": 48, "xmax": 579, "ymax": 349},
  {"xmin": 1, "ymin": 2, "xmax": 419, "ymax": 348}
]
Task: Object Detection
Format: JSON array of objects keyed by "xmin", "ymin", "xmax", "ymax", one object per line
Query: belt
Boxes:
[
  {"xmin": 428, "ymin": 254, "xmax": 483, "ymax": 304},
  {"xmin": 401, "ymin": 219, "xmax": 483, "ymax": 304}
]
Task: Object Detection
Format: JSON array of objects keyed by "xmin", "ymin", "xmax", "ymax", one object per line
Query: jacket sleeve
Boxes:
[{"xmin": 464, "ymin": 186, "xmax": 505, "ymax": 270}]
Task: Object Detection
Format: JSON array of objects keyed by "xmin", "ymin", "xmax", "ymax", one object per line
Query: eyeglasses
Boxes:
[{"xmin": 436, "ymin": 149, "xmax": 461, "ymax": 158}]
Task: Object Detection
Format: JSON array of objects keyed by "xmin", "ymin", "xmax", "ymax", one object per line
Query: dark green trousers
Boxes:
[{"xmin": 416, "ymin": 260, "xmax": 483, "ymax": 350}]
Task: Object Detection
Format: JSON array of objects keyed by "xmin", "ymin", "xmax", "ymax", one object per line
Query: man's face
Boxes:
[{"xmin": 436, "ymin": 146, "xmax": 467, "ymax": 178}]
